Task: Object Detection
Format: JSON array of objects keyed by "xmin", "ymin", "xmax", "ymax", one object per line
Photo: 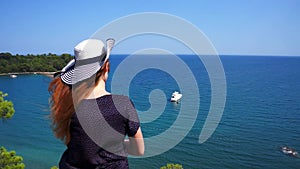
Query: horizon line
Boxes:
[{"xmin": 1, "ymin": 51, "xmax": 300, "ymax": 57}]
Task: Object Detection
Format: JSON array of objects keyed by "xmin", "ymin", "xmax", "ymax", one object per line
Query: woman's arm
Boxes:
[{"xmin": 124, "ymin": 127, "xmax": 144, "ymax": 156}]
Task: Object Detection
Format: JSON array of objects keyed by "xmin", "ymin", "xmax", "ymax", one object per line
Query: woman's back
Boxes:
[{"xmin": 59, "ymin": 95, "xmax": 140, "ymax": 169}]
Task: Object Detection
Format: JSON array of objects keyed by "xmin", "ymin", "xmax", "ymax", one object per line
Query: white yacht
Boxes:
[
  {"xmin": 10, "ymin": 74, "xmax": 17, "ymax": 78},
  {"xmin": 281, "ymin": 146, "xmax": 298, "ymax": 157},
  {"xmin": 170, "ymin": 91, "xmax": 182, "ymax": 102}
]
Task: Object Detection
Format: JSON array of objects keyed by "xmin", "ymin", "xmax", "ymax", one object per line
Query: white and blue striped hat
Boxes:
[{"xmin": 60, "ymin": 38, "xmax": 115, "ymax": 85}]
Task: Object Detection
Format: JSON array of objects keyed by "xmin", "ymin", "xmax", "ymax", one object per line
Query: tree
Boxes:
[
  {"xmin": 0, "ymin": 53, "xmax": 12, "ymax": 60},
  {"xmin": 0, "ymin": 91, "xmax": 24, "ymax": 169},
  {"xmin": 0, "ymin": 92, "xmax": 15, "ymax": 119},
  {"xmin": 0, "ymin": 147, "xmax": 25, "ymax": 169},
  {"xmin": 160, "ymin": 163, "xmax": 184, "ymax": 169}
]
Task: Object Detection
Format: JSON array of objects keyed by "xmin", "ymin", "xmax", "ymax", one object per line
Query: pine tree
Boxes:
[
  {"xmin": 0, "ymin": 91, "xmax": 15, "ymax": 119},
  {"xmin": 0, "ymin": 147, "xmax": 25, "ymax": 169},
  {"xmin": 0, "ymin": 91, "xmax": 25, "ymax": 169},
  {"xmin": 160, "ymin": 163, "xmax": 183, "ymax": 169}
]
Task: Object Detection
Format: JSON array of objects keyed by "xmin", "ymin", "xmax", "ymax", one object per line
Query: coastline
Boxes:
[{"xmin": 0, "ymin": 72, "xmax": 55, "ymax": 78}]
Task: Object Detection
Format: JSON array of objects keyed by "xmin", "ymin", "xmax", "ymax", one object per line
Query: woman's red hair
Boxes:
[
  {"xmin": 48, "ymin": 78, "xmax": 74, "ymax": 144},
  {"xmin": 48, "ymin": 61, "xmax": 109, "ymax": 144}
]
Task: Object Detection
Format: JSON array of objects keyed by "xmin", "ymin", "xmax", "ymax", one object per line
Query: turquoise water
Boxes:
[{"xmin": 0, "ymin": 55, "xmax": 300, "ymax": 168}]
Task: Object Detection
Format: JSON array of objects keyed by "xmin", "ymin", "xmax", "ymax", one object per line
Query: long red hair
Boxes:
[{"xmin": 48, "ymin": 61, "xmax": 109, "ymax": 144}]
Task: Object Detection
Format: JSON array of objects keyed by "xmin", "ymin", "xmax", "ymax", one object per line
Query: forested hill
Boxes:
[{"xmin": 0, "ymin": 52, "xmax": 73, "ymax": 73}]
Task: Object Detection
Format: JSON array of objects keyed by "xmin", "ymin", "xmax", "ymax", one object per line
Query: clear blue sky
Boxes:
[{"xmin": 0, "ymin": 0, "xmax": 299, "ymax": 56}]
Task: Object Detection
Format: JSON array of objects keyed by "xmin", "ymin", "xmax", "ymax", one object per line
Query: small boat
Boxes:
[
  {"xmin": 170, "ymin": 91, "xmax": 182, "ymax": 102},
  {"xmin": 10, "ymin": 74, "xmax": 17, "ymax": 78},
  {"xmin": 281, "ymin": 146, "xmax": 298, "ymax": 157}
]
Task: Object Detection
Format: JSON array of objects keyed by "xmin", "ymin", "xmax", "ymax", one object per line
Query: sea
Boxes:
[{"xmin": 0, "ymin": 55, "xmax": 300, "ymax": 169}]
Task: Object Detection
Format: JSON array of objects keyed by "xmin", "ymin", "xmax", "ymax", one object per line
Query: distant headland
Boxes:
[{"xmin": 0, "ymin": 52, "xmax": 73, "ymax": 76}]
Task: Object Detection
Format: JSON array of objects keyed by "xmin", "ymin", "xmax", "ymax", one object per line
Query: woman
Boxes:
[{"xmin": 49, "ymin": 38, "xmax": 144, "ymax": 169}]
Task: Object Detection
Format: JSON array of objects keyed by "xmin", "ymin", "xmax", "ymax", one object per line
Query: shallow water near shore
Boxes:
[{"xmin": 0, "ymin": 55, "xmax": 300, "ymax": 168}]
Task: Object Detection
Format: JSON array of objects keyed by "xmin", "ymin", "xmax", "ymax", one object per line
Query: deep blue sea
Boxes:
[{"xmin": 0, "ymin": 55, "xmax": 300, "ymax": 169}]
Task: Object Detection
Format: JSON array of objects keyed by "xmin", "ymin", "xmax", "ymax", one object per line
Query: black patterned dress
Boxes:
[{"xmin": 59, "ymin": 95, "xmax": 140, "ymax": 169}]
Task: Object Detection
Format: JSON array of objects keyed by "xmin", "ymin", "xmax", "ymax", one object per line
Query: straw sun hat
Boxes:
[{"xmin": 58, "ymin": 38, "xmax": 115, "ymax": 85}]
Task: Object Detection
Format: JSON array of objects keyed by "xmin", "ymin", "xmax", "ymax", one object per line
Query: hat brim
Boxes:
[{"xmin": 60, "ymin": 59, "xmax": 106, "ymax": 85}]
